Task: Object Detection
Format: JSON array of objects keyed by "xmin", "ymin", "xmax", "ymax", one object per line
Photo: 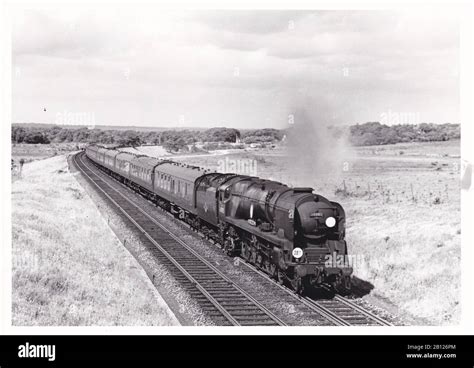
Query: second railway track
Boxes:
[{"xmin": 73, "ymin": 151, "xmax": 393, "ymax": 326}]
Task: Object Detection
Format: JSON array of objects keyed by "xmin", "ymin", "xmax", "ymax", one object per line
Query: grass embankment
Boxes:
[{"xmin": 12, "ymin": 155, "xmax": 179, "ymax": 326}]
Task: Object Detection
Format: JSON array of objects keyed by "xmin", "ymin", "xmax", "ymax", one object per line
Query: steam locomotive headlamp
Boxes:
[{"xmin": 325, "ymin": 216, "xmax": 336, "ymax": 228}]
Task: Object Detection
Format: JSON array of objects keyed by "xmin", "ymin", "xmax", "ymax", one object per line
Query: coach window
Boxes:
[{"xmin": 223, "ymin": 187, "xmax": 231, "ymax": 202}]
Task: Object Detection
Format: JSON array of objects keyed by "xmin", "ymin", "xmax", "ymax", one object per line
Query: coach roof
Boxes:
[
  {"xmin": 104, "ymin": 149, "xmax": 120, "ymax": 158},
  {"xmin": 131, "ymin": 156, "xmax": 161, "ymax": 170},
  {"xmin": 155, "ymin": 161, "xmax": 212, "ymax": 182},
  {"xmin": 115, "ymin": 151, "xmax": 137, "ymax": 161}
]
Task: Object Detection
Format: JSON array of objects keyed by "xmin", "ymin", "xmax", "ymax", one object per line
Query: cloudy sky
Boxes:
[{"xmin": 12, "ymin": 7, "xmax": 460, "ymax": 129}]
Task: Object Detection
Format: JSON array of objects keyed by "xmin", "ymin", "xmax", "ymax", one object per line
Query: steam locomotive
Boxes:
[{"xmin": 85, "ymin": 145, "xmax": 352, "ymax": 294}]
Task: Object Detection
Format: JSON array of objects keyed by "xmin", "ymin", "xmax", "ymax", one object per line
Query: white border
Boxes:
[{"xmin": 1, "ymin": 0, "xmax": 473, "ymax": 336}]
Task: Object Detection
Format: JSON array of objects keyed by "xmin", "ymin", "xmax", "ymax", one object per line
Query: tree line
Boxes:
[
  {"xmin": 11, "ymin": 123, "xmax": 459, "ymax": 150},
  {"xmin": 345, "ymin": 122, "xmax": 460, "ymax": 146}
]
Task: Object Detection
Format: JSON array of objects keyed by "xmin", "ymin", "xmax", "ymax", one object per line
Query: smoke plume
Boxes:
[{"xmin": 283, "ymin": 105, "xmax": 353, "ymax": 189}]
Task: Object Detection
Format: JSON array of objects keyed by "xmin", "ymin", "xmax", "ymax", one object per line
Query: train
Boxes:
[{"xmin": 85, "ymin": 145, "xmax": 353, "ymax": 294}]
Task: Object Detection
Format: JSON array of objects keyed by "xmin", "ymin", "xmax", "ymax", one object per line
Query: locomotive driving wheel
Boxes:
[
  {"xmin": 241, "ymin": 243, "xmax": 251, "ymax": 261},
  {"xmin": 268, "ymin": 263, "xmax": 277, "ymax": 278},
  {"xmin": 223, "ymin": 238, "xmax": 235, "ymax": 256},
  {"xmin": 277, "ymin": 270, "xmax": 286, "ymax": 285},
  {"xmin": 256, "ymin": 252, "xmax": 263, "ymax": 268},
  {"xmin": 249, "ymin": 247, "xmax": 257, "ymax": 265}
]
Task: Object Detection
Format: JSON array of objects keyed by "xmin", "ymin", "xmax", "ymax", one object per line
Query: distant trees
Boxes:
[
  {"xmin": 348, "ymin": 122, "xmax": 460, "ymax": 146},
  {"xmin": 11, "ymin": 122, "xmax": 460, "ymax": 148},
  {"xmin": 21, "ymin": 130, "xmax": 50, "ymax": 144},
  {"xmin": 201, "ymin": 127, "xmax": 240, "ymax": 143},
  {"xmin": 241, "ymin": 128, "xmax": 283, "ymax": 143},
  {"xmin": 163, "ymin": 137, "xmax": 187, "ymax": 152},
  {"xmin": 115, "ymin": 130, "xmax": 142, "ymax": 147}
]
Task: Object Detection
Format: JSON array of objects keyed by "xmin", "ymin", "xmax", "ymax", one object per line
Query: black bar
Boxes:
[{"xmin": 0, "ymin": 335, "xmax": 473, "ymax": 366}]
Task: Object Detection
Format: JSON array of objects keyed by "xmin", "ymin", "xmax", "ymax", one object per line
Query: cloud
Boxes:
[
  {"xmin": 12, "ymin": 8, "xmax": 460, "ymax": 128},
  {"xmin": 190, "ymin": 10, "xmax": 309, "ymax": 34}
]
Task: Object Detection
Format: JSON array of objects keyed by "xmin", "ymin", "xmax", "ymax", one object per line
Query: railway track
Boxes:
[
  {"xmin": 237, "ymin": 261, "xmax": 392, "ymax": 326},
  {"xmin": 73, "ymin": 152, "xmax": 285, "ymax": 326},
  {"xmin": 73, "ymin": 151, "xmax": 392, "ymax": 326}
]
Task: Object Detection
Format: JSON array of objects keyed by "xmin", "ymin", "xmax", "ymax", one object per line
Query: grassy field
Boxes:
[
  {"xmin": 172, "ymin": 140, "xmax": 461, "ymax": 325},
  {"xmin": 11, "ymin": 143, "xmax": 86, "ymax": 169},
  {"xmin": 12, "ymin": 155, "xmax": 179, "ymax": 326}
]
